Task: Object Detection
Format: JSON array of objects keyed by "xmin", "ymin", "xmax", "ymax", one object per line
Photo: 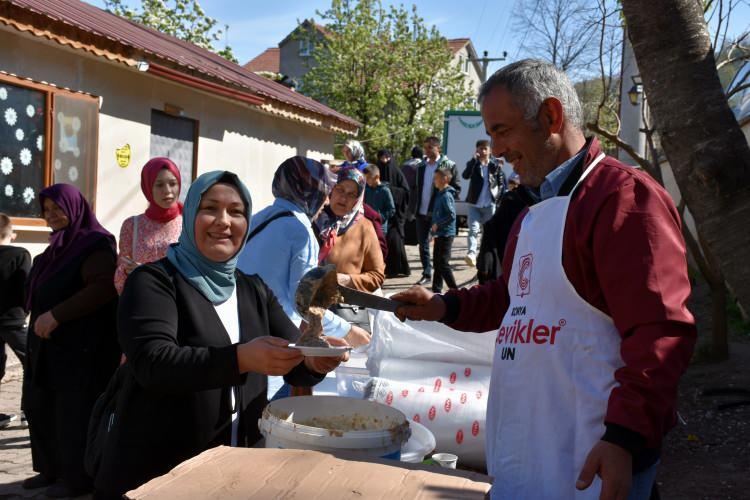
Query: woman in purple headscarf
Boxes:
[{"xmin": 22, "ymin": 184, "xmax": 120, "ymax": 498}]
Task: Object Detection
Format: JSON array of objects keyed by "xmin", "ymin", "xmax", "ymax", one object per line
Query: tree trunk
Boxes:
[{"xmin": 621, "ymin": 0, "xmax": 750, "ymax": 313}]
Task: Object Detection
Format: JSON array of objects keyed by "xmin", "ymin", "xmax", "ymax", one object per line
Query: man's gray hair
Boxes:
[{"xmin": 478, "ymin": 59, "xmax": 583, "ymax": 131}]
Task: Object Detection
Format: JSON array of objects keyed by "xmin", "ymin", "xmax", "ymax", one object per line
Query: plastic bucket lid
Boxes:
[
  {"xmin": 400, "ymin": 420, "xmax": 436, "ymax": 463},
  {"xmin": 260, "ymin": 396, "xmax": 410, "ymax": 455}
]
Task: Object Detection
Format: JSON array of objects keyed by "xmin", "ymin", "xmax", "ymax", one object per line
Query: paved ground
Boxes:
[
  {"xmin": 0, "ymin": 229, "xmax": 478, "ymax": 498},
  {"xmin": 0, "ymin": 353, "xmax": 41, "ymax": 499}
]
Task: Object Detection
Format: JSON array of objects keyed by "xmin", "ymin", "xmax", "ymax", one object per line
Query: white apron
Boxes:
[{"xmin": 487, "ymin": 154, "xmax": 624, "ymax": 499}]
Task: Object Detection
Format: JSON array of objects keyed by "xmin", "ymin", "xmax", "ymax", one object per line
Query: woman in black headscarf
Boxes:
[{"xmin": 375, "ymin": 149, "xmax": 411, "ymax": 278}]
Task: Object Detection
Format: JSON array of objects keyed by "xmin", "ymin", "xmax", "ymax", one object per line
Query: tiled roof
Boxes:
[
  {"xmin": 279, "ymin": 19, "xmax": 331, "ymax": 46},
  {"xmin": 448, "ymin": 38, "xmax": 470, "ymax": 54},
  {"xmin": 0, "ymin": 0, "xmax": 360, "ymax": 131},
  {"xmin": 244, "ymin": 48, "xmax": 280, "ymax": 73}
]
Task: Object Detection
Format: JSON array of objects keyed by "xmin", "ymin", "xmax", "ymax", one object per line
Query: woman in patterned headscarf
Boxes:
[
  {"xmin": 238, "ymin": 157, "xmax": 369, "ymax": 348},
  {"xmin": 315, "ymin": 167, "xmax": 385, "ymax": 293},
  {"xmin": 340, "ymin": 139, "xmax": 367, "ymax": 172}
]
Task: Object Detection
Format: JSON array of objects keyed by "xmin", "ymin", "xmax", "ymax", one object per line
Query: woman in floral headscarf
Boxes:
[
  {"xmin": 340, "ymin": 139, "xmax": 367, "ymax": 172},
  {"xmin": 113, "ymin": 157, "xmax": 183, "ymax": 294},
  {"xmin": 315, "ymin": 167, "xmax": 385, "ymax": 293}
]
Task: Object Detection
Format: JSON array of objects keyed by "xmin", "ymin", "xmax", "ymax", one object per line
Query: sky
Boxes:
[
  {"xmin": 85, "ymin": 0, "xmax": 540, "ymax": 75},
  {"xmin": 86, "ymin": 0, "xmax": 750, "ymax": 77}
]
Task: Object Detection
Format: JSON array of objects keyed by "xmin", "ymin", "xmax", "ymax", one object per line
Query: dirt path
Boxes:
[{"xmin": 656, "ymin": 272, "xmax": 750, "ymax": 500}]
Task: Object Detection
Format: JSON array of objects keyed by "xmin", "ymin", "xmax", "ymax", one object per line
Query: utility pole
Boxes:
[{"xmin": 471, "ymin": 50, "xmax": 508, "ymax": 82}]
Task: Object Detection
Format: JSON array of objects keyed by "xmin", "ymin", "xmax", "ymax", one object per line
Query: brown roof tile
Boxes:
[
  {"xmin": 244, "ymin": 48, "xmax": 280, "ymax": 73},
  {"xmin": 2, "ymin": 0, "xmax": 359, "ymax": 130},
  {"xmin": 448, "ymin": 38, "xmax": 470, "ymax": 54}
]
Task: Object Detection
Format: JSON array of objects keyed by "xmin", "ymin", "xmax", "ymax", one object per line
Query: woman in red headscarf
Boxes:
[{"xmin": 114, "ymin": 158, "xmax": 183, "ymax": 294}]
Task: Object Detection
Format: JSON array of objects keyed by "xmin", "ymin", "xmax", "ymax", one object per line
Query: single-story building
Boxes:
[{"xmin": 0, "ymin": 0, "xmax": 359, "ymax": 256}]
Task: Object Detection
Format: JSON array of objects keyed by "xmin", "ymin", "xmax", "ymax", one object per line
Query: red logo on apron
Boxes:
[
  {"xmin": 460, "ymin": 393, "xmax": 467, "ymax": 404},
  {"xmin": 444, "ymin": 398, "xmax": 452, "ymax": 413},
  {"xmin": 476, "ymin": 390, "xmax": 483, "ymax": 399},
  {"xmin": 449, "ymin": 372, "xmax": 457, "ymax": 384},
  {"xmin": 401, "ymin": 389, "xmax": 409, "ymax": 398},
  {"xmin": 428, "ymin": 406, "xmax": 437, "ymax": 420},
  {"xmin": 385, "ymin": 391, "xmax": 393, "ymax": 405},
  {"xmin": 472, "ymin": 421, "xmax": 480, "ymax": 437},
  {"xmin": 464, "ymin": 367, "xmax": 471, "ymax": 377},
  {"xmin": 434, "ymin": 378, "xmax": 442, "ymax": 392},
  {"xmin": 418, "ymin": 386, "xmax": 425, "ymax": 392},
  {"xmin": 516, "ymin": 253, "xmax": 533, "ymax": 297},
  {"xmin": 413, "ymin": 414, "xmax": 421, "ymax": 423},
  {"xmin": 456, "ymin": 429, "xmax": 464, "ymax": 444}
]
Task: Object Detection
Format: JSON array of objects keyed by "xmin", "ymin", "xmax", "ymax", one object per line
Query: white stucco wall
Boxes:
[
  {"xmin": 0, "ymin": 26, "xmax": 335, "ymax": 256},
  {"xmin": 451, "ymin": 46, "xmax": 483, "ymax": 103}
]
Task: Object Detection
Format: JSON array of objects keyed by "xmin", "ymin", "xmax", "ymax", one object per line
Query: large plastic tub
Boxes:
[{"xmin": 259, "ymin": 396, "xmax": 410, "ymax": 460}]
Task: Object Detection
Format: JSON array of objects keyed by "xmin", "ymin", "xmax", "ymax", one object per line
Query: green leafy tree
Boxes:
[
  {"xmin": 301, "ymin": 0, "xmax": 473, "ymax": 159},
  {"xmin": 104, "ymin": 0, "xmax": 238, "ymax": 63}
]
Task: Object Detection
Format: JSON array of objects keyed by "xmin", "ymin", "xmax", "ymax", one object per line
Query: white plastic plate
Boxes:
[{"xmin": 288, "ymin": 344, "xmax": 352, "ymax": 357}]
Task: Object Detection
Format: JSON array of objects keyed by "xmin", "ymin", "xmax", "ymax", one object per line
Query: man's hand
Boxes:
[
  {"xmin": 304, "ymin": 336, "xmax": 350, "ymax": 374},
  {"xmin": 431, "ymin": 224, "xmax": 438, "ymax": 233},
  {"xmin": 343, "ymin": 324, "xmax": 371, "ymax": 347},
  {"xmin": 392, "ymin": 286, "xmax": 446, "ymax": 322},
  {"xmin": 576, "ymin": 440, "xmax": 632, "ymax": 500},
  {"xmin": 236, "ymin": 337, "xmax": 304, "ymax": 375},
  {"xmin": 34, "ymin": 311, "xmax": 58, "ymax": 339}
]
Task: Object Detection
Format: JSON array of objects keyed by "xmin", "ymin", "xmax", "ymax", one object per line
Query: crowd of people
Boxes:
[{"xmin": 0, "ymin": 58, "xmax": 696, "ymax": 500}]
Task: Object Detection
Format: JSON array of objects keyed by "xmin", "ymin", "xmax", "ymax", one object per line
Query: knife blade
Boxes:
[{"xmin": 337, "ymin": 285, "xmax": 404, "ymax": 313}]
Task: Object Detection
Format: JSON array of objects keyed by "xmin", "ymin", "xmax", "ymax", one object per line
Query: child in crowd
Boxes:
[
  {"xmin": 430, "ymin": 167, "xmax": 457, "ymax": 293},
  {"xmin": 0, "ymin": 213, "xmax": 31, "ymax": 429},
  {"xmin": 364, "ymin": 164, "xmax": 396, "ymax": 234}
]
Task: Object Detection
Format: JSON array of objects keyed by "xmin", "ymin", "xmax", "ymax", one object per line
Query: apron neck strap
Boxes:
[{"xmin": 569, "ymin": 152, "xmax": 606, "ymax": 197}]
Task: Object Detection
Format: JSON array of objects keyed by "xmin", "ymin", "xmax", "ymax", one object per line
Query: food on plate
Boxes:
[{"xmin": 296, "ymin": 306, "xmax": 330, "ymax": 348}]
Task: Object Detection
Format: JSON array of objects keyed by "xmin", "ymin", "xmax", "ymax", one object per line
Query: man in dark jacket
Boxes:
[
  {"xmin": 400, "ymin": 146, "xmax": 422, "ymax": 246},
  {"xmin": 461, "ymin": 139, "xmax": 507, "ymax": 266},
  {"xmin": 409, "ymin": 136, "xmax": 460, "ymax": 285}
]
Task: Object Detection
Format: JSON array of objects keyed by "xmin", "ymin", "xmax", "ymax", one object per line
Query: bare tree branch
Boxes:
[
  {"xmin": 586, "ymin": 122, "xmax": 658, "ymax": 174},
  {"xmin": 713, "ymin": 0, "xmax": 724, "ymax": 53},
  {"xmin": 716, "ymin": 47, "xmax": 750, "ymax": 69},
  {"xmin": 728, "ymin": 81, "xmax": 750, "ymax": 98}
]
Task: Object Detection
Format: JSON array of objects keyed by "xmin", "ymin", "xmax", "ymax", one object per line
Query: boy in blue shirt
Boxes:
[
  {"xmin": 430, "ymin": 167, "xmax": 457, "ymax": 293},
  {"xmin": 364, "ymin": 164, "xmax": 396, "ymax": 234}
]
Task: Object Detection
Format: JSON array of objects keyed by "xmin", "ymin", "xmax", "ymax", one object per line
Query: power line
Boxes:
[
  {"xmin": 485, "ymin": 1, "xmax": 508, "ymax": 51},
  {"xmin": 472, "ymin": 0, "xmax": 490, "ymax": 41},
  {"xmin": 497, "ymin": 0, "xmax": 520, "ymax": 60},
  {"xmin": 513, "ymin": 0, "xmax": 542, "ymax": 60}
]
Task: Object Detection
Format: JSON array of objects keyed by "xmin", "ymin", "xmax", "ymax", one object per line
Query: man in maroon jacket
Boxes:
[{"xmin": 394, "ymin": 60, "xmax": 695, "ymax": 500}]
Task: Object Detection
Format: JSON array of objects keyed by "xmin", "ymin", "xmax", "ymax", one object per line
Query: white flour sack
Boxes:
[
  {"xmin": 366, "ymin": 376, "xmax": 489, "ymax": 468},
  {"xmin": 377, "ymin": 358, "xmax": 491, "ymax": 390},
  {"xmin": 366, "ymin": 311, "xmax": 496, "ymax": 468},
  {"xmin": 367, "ymin": 310, "xmax": 496, "ymax": 373}
]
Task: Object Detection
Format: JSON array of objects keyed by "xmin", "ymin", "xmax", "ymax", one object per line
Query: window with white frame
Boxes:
[{"xmin": 299, "ymin": 39, "xmax": 312, "ymax": 57}]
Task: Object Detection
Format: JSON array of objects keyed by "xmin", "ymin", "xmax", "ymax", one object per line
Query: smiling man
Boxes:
[{"xmin": 394, "ymin": 59, "xmax": 696, "ymax": 500}]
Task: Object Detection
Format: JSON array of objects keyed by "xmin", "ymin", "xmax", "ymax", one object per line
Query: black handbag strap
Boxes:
[{"xmin": 246, "ymin": 211, "xmax": 294, "ymax": 241}]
